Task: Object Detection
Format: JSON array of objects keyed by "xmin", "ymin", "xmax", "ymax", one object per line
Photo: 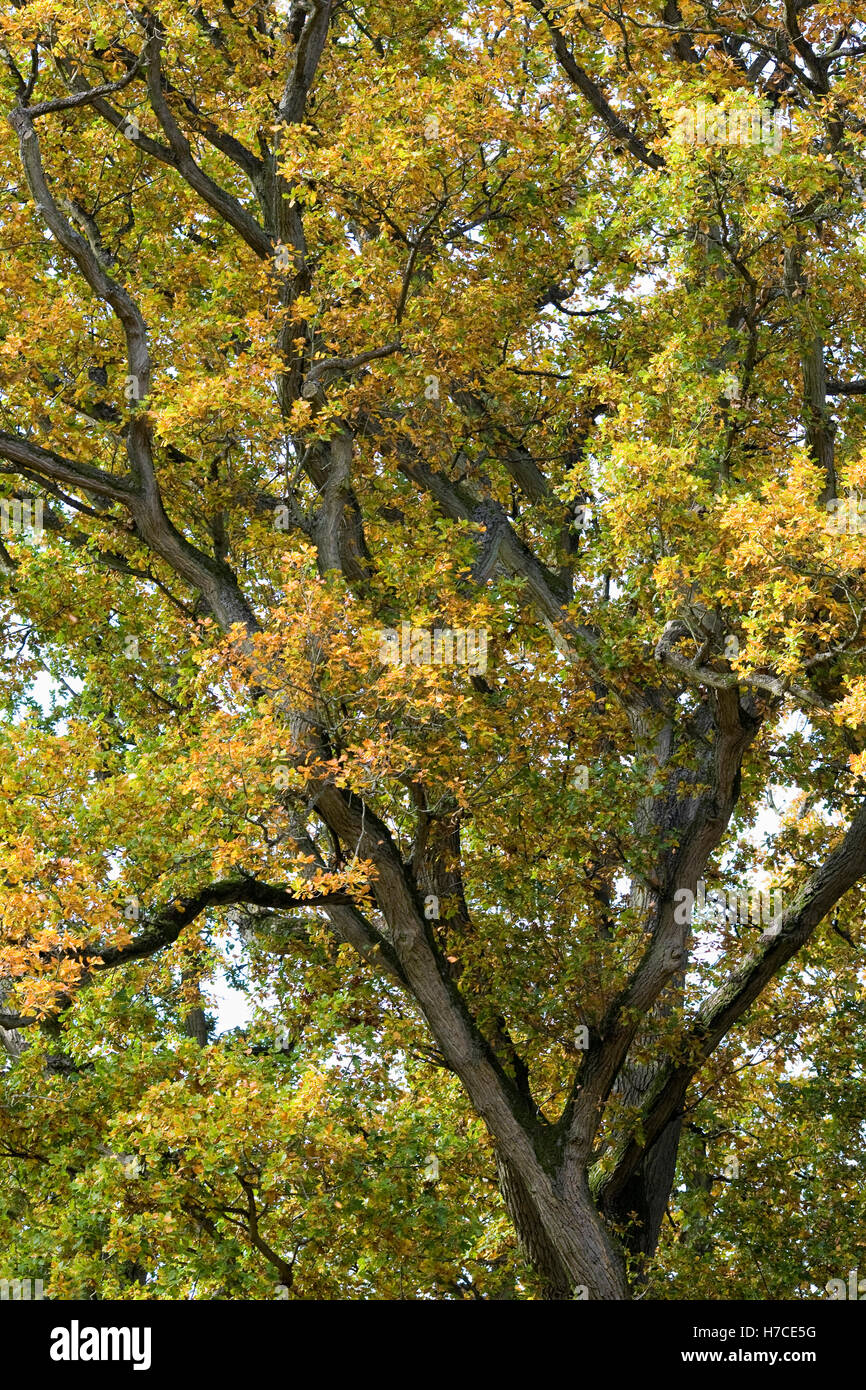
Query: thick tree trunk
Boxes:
[
  {"xmin": 604, "ymin": 1116, "xmax": 682, "ymax": 1269},
  {"xmin": 495, "ymin": 1150, "xmax": 631, "ymax": 1300},
  {"xmin": 604, "ymin": 1049, "xmax": 684, "ymax": 1269}
]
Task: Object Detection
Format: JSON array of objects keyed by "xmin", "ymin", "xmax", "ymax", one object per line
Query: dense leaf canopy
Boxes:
[{"xmin": 0, "ymin": 0, "xmax": 865, "ymax": 1299}]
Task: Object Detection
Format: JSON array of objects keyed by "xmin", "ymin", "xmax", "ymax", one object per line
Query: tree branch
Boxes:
[
  {"xmin": 529, "ymin": 0, "xmax": 664, "ymax": 170},
  {"xmin": 595, "ymin": 799, "xmax": 866, "ymax": 1205}
]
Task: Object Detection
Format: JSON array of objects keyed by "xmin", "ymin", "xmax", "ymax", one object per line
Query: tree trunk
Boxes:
[
  {"xmin": 604, "ymin": 1116, "xmax": 682, "ymax": 1271},
  {"xmin": 495, "ymin": 1150, "xmax": 631, "ymax": 1300}
]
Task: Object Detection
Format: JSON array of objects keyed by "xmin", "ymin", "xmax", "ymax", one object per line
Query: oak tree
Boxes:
[{"xmin": 1, "ymin": 0, "xmax": 866, "ymax": 1299}]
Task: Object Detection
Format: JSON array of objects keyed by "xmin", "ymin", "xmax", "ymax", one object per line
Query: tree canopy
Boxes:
[{"xmin": 1, "ymin": 0, "xmax": 865, "ymax": 1300}]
